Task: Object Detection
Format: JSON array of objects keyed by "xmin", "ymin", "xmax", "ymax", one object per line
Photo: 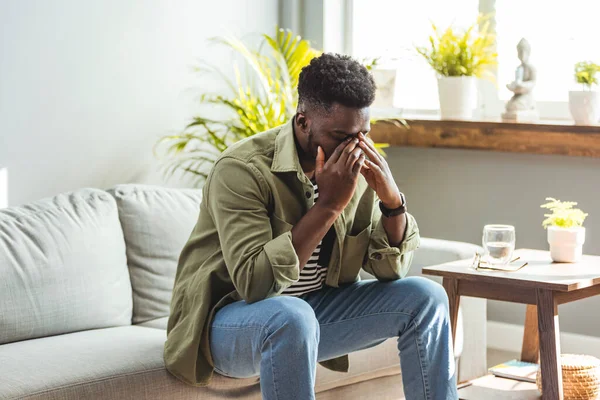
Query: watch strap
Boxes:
[{"xmin": 379, "ymin": 193, "xmax": 407, "ymax": 217}]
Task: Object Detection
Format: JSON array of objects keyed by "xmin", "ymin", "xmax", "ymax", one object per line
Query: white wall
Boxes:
[
  {"xmin": 0, "ymin": 0, "xmax": 278, "ymax": 206},
  {"xmin": 387, "ymin": 146, "xmax": 600, "ymax": 336}
]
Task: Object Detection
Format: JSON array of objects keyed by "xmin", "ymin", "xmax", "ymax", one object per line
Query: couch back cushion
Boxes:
[
  {"xmin": 0, "ymin": 189, "xmax": 132, "ymax": 344},
  {"xmin": 110, "ymin": 184, "xmax": 202, "ymax": 324}
]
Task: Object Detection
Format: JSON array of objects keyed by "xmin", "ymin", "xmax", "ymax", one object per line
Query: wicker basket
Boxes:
[{"xmin": 536, "ymin": 354, "xmax": 600, "ymax": 400}]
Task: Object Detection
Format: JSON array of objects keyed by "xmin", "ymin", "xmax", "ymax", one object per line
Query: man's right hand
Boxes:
[{"xmin": 315, "ymin": 137, "xmax": 365, "ymax": 214}]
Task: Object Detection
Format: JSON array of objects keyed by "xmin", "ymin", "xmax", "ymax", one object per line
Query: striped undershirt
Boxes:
[{"xmin": 281, "ymin": 180, "xmax": 327, "ymax": 297}]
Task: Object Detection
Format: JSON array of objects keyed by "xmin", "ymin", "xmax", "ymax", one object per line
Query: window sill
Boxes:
[{"xmin": 370, "ymin": 117, "xmax": 600, "ymax": 158}]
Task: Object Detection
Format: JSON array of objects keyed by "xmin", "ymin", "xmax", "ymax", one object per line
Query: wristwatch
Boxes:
[{"xmin": 379, "ymin": 192, "xmax": 407, "ymax": 217}]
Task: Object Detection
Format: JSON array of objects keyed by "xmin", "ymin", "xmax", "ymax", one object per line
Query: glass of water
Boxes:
[{"xmin": 482, "ymin": 225, "xmax": 515, "ymax": 265}]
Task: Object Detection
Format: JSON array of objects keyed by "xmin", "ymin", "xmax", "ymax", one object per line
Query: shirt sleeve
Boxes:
[
  {"xmin": 206, "ymin": 157, "xmax": 299, "ymax": 303},
  {"xmin": 362, "ymin": 198, "xmax": 420, "ymax": 281}
]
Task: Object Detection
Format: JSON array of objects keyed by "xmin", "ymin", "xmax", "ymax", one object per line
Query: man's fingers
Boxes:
[
  {"xmin": 346, "ymin": 146, "xmax": 363, "ymax": 168},
  {"xmin": 364, "ymin": 159, "xmax": 383, "ymax": 175},
  {"xmin": 338, "ymin": 139, "xmax": 359, "ymax": 165},
  {"xmin": 328, "ymin": 137, "xmax": 353, "ymax": 164},
  {"xmin": 358, "ymin": 139, "xmax": 381, "ymax": 166},
  {"xmin": 315, "ymin": 146, "xmax": 325, "ymax": 175},
  {"xmin": 352, "ymin": 154, "xmax": 366, "ymax": 175}
]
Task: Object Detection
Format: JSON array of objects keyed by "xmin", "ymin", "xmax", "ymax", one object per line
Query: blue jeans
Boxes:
[{"xmin": 209, "ymin": 277, "xmax": 458, "ymax": 400}]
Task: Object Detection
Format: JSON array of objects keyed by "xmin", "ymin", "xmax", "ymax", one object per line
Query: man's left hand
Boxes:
[{"xmin": 357, "ymin": 132, "xmax": 403, "ymax": 209}]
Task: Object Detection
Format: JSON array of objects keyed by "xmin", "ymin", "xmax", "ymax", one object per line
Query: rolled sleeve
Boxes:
[
  {"xmin": 206, "ymin": 158, "xmax": 299, "ymax": 303},
  {"xmin": 364, "ymin": 212, "xmax": 420, "ymax": 281},
  {"xmin": 263, "ymin": 230, "xmax": 300, "ymax": 295}
]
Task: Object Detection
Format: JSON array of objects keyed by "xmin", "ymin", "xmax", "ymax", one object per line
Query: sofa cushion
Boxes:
[
  {"xmin": 0, "ymin": 325, "xmax": 402, "ymax": 400},
  {"xmin": 137, "ymin": 316, "xmax": 169, "ymax": 329},
  {"xmin": 0, "ymin": 326, "xmax": 263, "ymax": 400},
  {"xmin": 0, "ymin": 189, "xmax": 132, "ymax": 345},
  {"xmin": 109, "ymin": 184, "xmax": 202, "ymax": 323}
]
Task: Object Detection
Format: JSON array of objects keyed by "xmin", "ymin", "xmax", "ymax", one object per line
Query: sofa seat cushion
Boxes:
[
  {"xmin": 0, "ymin": 189, "xmax": 132, "ymax": 345},
  {"xmin": 109, "ymin": 184, "xmax": 203, "ymax": 324},
  {"xmin": 137, "ymin": 316, "xmax": 169, "ymax": 329},
  {"xmin": 0, "ymin": 325, "xmax": 401, "ymax": 400},
  {"xmin": 0, "ymin": 326, "xmax": 265, "ymax": 400}
]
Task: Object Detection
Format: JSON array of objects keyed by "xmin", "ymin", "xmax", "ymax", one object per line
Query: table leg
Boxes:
[
  {"xmin": 442, "ymin": 278, "xmax": 460, "ymax": 352},
  {"xmin": 537, "ymin": 289, "xmax": 563, "ymax": 400},
  {"xmin": 521, "ymin": 304, "xmax": 540, "ymax": 363}
]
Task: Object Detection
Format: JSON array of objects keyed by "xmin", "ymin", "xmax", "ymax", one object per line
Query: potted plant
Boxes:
[
  {"xmin": 416, "ymin": 16, "xmax": 497, "ymax": 120},
  {"xmin": 541, "ymin": 197, "xmax": 589, "ymax": 263},
  {"xmin": 569, "ymin": 61, "xmax": 600, "ymax": 125}
]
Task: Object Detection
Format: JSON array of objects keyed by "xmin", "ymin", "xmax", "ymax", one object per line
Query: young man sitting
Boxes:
[{"xmin": 165, "ymin": 53, "xmax": 458, "ymax": 400}]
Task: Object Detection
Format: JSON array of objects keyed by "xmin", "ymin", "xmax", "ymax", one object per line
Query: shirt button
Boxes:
[
  {"xmin": 305, "ymin": 191, "xmax": 311, "ymax": 198},
  {"xmin": 373, "ymin": 252, "xmax": 383, "ymax": 260}
]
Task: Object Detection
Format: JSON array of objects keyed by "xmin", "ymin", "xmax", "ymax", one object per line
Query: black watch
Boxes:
[{"xmin": 379, "ymin": 193, "xmax": 407, "ymax": 217}]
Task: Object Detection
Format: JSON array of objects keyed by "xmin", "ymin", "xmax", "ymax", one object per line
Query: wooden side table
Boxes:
[{"xmin": 423, "ymin": 249, "xmax": 600, "ymax": 400}]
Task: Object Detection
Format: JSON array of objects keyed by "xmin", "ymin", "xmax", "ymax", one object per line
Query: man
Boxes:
[{"xmin": 165, "ymin": 53, "xmax": 458, "ymax": 400}]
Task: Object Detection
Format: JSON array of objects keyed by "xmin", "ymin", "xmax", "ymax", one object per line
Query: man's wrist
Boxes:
[
  {"xmin": 313, "ymin": 201, "xmax": 343, "ymax": 219},
  {"xmin": 381, "ymin": 192, "xmax": 404, "ymax": 210}
]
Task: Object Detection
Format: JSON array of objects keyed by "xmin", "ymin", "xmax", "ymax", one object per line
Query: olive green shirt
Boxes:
[{"xmin": 164, "ymin": 119, "xmax": 420, "ymax": 386}]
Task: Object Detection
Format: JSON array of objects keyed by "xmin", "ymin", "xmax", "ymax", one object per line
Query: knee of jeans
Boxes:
[
  {"xmin": 407, "ymin": 276, "xmax": 449, "ymax": 311},
  {"xmin": 265, "ymin": 296, "xmax": 319, "ymax": 340}
]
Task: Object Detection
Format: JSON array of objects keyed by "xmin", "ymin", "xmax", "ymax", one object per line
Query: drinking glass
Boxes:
[{"xmin": 482, "ymin": 225, "xmax": 515, "ymax": 265}]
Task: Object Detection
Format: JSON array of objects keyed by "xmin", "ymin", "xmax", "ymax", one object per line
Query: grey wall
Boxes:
[
  {"xmin": 0, "ymin": 0, "xmax": 278, "ymax": 206},
  {"xmin": 387, "ymin": 146, "xmax": 600, "ymax": 336}
]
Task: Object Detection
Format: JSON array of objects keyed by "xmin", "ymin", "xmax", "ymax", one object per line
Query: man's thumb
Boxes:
[{"xmin": 315, "ymin": 146, "xmax": 325, "ymax": 175}]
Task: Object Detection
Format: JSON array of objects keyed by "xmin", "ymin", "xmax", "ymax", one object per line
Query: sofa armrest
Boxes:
[{"xmin": 359, "ymin": 237, "xmax": 486, "ymax": 382}]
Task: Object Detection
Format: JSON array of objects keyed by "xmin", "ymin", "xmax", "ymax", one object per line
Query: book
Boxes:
[{"xmin": 488, "ymin": 359, "xmax": 539, "ymax": 383}]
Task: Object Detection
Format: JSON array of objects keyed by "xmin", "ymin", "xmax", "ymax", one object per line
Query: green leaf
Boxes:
[{"xmin": 415, "ymin": 13, "xmax": 497, "ymax": 79}]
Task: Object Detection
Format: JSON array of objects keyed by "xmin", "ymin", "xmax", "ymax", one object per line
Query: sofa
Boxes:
[{"xmin": 0, "ymin": 185, "xmax": 486, "ymax": 400}]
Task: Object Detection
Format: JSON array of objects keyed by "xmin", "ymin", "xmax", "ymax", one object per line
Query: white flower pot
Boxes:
[
  {"xmin": 437, "ymin": 76, "xmax": 477, "ymax": 120},
  {"xmin": 547, "ymin": 226, "xmax": 586, "ymax": 263},
  {"xmin": 569, "ymin": 90, "xmax": 600, "ymax": 125}
]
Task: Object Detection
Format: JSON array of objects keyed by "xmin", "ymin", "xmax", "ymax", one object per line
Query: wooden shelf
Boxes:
[
  {"xmin": 369, "ymin": 118, "xmax": 600, "ymax": 158},
  {"xmin": 459, "ymin": 375, "xmax": 540, "ymax": 400}
]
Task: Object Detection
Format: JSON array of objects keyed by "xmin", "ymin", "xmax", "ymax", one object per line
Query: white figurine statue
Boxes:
[{"xmin": 502, "ymin": 38, "xmax": 539, "ymax": 122}]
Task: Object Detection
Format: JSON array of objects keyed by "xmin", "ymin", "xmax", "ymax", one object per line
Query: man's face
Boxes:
[{"xmin": 301, "ymin": 103, "xmax": 371, "ymax": 161}]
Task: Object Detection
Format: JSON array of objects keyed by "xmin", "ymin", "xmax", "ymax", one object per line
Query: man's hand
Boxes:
[
  {"xmin": 358, "ymin": 132, "xmax": 407, "ymax": 247},
  {"xmin": 357, "ymin": 132, "xmax": 403, "ymax": 209},
  {"xmin": 315, "ymin": 137, "xmax": 365, "ymax": 214}
]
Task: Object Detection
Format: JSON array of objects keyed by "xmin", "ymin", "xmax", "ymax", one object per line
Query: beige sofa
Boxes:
[{"xmin": 0, "ymin": 185, "xmax": 486, "ymax": 399}]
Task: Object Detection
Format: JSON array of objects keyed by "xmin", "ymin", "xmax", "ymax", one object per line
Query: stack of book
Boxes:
[{"xmin": 488, "ymin": 359, "xmax": 539, "ymax": 383}]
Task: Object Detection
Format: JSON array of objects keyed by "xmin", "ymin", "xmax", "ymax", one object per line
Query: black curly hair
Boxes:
[{"xmin": 297, "ymin": 53, "xmax": 376, "ymax": 113}]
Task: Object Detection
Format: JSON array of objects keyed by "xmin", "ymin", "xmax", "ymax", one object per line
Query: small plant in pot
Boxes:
[
  {"xmin": 416, "ymin": 15, "xmax": 497, "ymax": 120},
  {"xmin": 541, "ymin": 198, "xmax": 589, "ymax": 263},
  {"xmin": 569, "ymin": 61, "xmax": 600, "ymax": 125}
]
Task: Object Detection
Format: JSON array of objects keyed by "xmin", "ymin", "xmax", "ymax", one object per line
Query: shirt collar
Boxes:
[{"xmin": 271, "ymin": 119, "xmax": 305, "ymax": 175}]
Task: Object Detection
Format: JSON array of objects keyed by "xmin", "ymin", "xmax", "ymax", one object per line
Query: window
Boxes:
[
  {"xmin": 344, "ymin": 0, "xmax": 600, "ymax": 119},
  {"xmin": 494, "ymin": 0, "xmax": 600, "ymax": 119},
  {"xmin": 351, "ymin": 0, "xmax": 478, "ymax": 112}
]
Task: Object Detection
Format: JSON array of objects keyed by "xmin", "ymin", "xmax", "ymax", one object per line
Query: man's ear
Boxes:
[{"xmin": 296, "ymin": 112, "xmax": 310, "ymax": 133}]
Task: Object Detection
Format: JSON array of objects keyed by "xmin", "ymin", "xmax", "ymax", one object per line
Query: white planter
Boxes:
[
  {"xmin": 437, "ymin": 76, "xmax": 477, "ymax": 120},
  {"xmin": 547, "ymin": 226, "xmax": 586, "ymax": 263},
  {"xmin": 569, "ymin": 90, "xmax": 600, "ymax": 125}
]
